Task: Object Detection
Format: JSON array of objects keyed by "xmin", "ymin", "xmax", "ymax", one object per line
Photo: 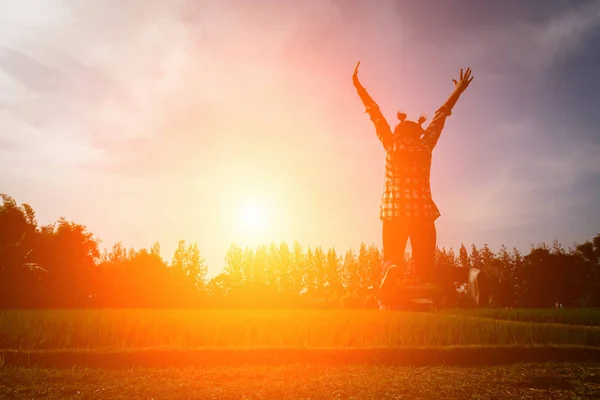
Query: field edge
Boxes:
[{"xmin": 2, "ymin": 345, "xmax": 600, "ymax": 368}]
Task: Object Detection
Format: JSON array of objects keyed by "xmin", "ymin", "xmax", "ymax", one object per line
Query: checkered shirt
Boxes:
[{"xmin": 365, "ymin": 104, "xmax": 451, "ymax": 221}]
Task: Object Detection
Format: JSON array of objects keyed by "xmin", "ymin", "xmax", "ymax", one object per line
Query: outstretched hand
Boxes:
[{"xmin": 452, "ymin": 67, "xmax": 474, "ymax": 93}]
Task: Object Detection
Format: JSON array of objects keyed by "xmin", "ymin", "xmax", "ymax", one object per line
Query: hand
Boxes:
[
  {"xmin": 352, "ymin": 61, "xmax": 361, "ymax": 86},
  {"xmin": 452, "ymin": 67, "xmax": 473, "ymax": 93}
]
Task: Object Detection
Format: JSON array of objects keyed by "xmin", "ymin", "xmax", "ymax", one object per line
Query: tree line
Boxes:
[{"xmin": 1, "ymin": 193, "xmax": 599, "ymax": 309}]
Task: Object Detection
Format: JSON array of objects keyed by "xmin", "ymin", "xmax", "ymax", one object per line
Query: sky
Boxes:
[{"xmin": 1, "ymin": 0, "xmax": 600, "ymax": 277}]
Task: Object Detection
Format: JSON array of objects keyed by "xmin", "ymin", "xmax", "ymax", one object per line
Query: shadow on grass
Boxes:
[
  {"xmin": 515, "ymin": 375, "xmax": 575, "ymax": 390},
  {"xmin": 2, "ymin": 346, "xmax": 600, "ymax": 369}
]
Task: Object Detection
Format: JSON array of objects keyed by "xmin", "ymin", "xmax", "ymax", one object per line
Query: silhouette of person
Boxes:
[{"xmin": 353, "ymin": 62, "xmax": 473, "ymax": 285}]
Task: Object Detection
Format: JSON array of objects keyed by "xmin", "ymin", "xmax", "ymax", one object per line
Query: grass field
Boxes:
[
  {"xmin": 443, "ymin": 308, "xmax": 600, "ymax": 326},
  {"xmin": 2, "ymin": 363, "xmax": 600, "ymax": 399},
  {"xmin": 1, "ymin": 309, "xmax": 600, "ymax": 351},
  {"xmin": 2, "ymin": 309, "xmax": 600, "ymax": 398}
]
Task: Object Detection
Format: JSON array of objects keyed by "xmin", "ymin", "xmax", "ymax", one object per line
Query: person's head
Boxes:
[{"xmin": 393, "ymin": 112, "xmax": 427, "ymax": 140}]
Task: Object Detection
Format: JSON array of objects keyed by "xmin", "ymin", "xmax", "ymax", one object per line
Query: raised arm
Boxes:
[
  {"xmin": 353, "ymin": 62, "xmax": 394, "ymax": 151},
  {"xmin": 422, "ymin": 67, "xmax": 474, "ymax": 151}
]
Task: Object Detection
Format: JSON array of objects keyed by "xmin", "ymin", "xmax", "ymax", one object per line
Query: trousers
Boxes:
[{"xmin": 382, "ymin": 218, "xmax": 437, "ymax": 283}]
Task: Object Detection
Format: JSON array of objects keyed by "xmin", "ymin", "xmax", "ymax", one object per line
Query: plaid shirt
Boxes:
[{"xmin": 365, "ymin": 104, "xmax": 451, "ymax": 221}]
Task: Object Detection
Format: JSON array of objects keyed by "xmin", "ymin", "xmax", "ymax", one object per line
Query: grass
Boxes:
[
  {"xmin": 2, "ymin": 363, "xmax": 600, "ymax": 399},
  {"xmin": 2, "ymin": 309, "xmax": 600, "ymax": 397},
  {"xmin": 443, "ymin": 308, "xmax": 600, "ymax": 326},
  {"xmin": 3, "ymin": 346, "xmax": 600, "ymax": 369},
  {"xmin": 1, "ymin": 309, "xmax": 600, "ymax": 351}
]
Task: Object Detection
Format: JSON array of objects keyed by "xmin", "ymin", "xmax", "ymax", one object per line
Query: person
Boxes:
[{"xmin": 352, "ymin": 62, "xmax": 473, "ymax": 286}]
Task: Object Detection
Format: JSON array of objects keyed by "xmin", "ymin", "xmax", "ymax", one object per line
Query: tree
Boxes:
[
  {"xmin": 241, "ymin": 247, "xmax": 255, "ymax": 283},
  {"xmin": 342, "ymin": 249, "xmax": 360, "ymax": 295},
  {"xmin": 304, "ymin": 247, "xmax": 317, "ymax": 295},
  {"xmin": 150, "ymin": 241, "xmax": 162, "ymax": 260},
  {"xmin": 313, "ymin": 246, "xmax": 327, "ymax": 295},
  {"xmin": 480, "ymin": 244, "xmax": 495, "ymax": 266},
  {"xmin": 458, "ymin": 244, "xmax": 470, "ymax": 269},
  {"xmin": 574, "ymin": 234, "xmax": 600, "ymax": 306},
  {"xmin": 206, "ymin": 273, "xmax": 232, "ymax": 304},
  {"xmin": 0, "ymin": 194, "xmax": 37, "ymax": 248},
  {"xmin": 266, "ymin": 242, "xmax": 280, "ymax": 289},
  {"xmin": 33, "ymin": 218, "xmax": 100, "ymax": 307},
  {"xmin": 253, "ymin": 244, "xmax": 268, "ymax": 285},
  {"xmin": 187, "ymin": 242, "xmax": 208, "ymax": 290},
  {"xmin": 470, "ymin": 244, "xmax": 485, "ymax": 270},
  {"xmin": 511, "ymin": 247, "xmax": 526, "ymax": 306},
  {"xmin": 325, "ymin": 247, "xmax": 342, "ymax": 297},
  {"xmin": 108, "ymin": 242, "xmax": 128, "ymax": 263},
  {"xmin": 171, "ymin": 240, "xmax": 208, "ymax": 294},
  {"xmin": 277, "ymin": 241, "xmax": 294, "ymax": 294},
  {"xmin": 123, "ymin": 247, "xmax": 173, "ymax": 307},
  {"xmin": 367, "ymin": 244, "xmax": 382, "ymax": 290},
  {"xmin": 223, "ymin": 243, "xmax": 244, "ymax": 286},
  {"xmin": 435, "ymin": 246, "xmax": 459, "ymax": 286},
  {"xmin": 495, "ymin": 244, "xmax": 517, "ymax": 307},
  {"xmin": 4, "ymin": 191, "xmax": 600, "ymax": 310},
  {"xmin": 291, "ymin": 241, "xmax": 305, "ymax": 294},
  {"xmin": 521, "ymin": 247, "xmax": 556, "ymax": 308},
  {"xmin": 357, "ymin": 243, "xmax": 370, "ymax": 291},
  {"xmin": 171, "ymin": 240, "xmax": 187, "ymax": 271},
  {"xmin": 0, "ymin": 194, "xmax": 40, "ymax": 308}
]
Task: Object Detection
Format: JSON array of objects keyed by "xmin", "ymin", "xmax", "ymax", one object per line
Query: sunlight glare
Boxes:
[{"xmin": 238, "ymin": 199, "xmax": 269, "ymax": 234}]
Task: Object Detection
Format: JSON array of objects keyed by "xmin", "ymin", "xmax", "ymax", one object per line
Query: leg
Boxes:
[
  {"xmin": 382, "ymin": 219, "xmax": 410, "ymax": 269},
  {"xmin": 410, "ymin": 219, "xmax": 437, "ymax": 284},
  {"xmin": 381, "ymin": 220, "xmax": 410, "ymax": 309}
]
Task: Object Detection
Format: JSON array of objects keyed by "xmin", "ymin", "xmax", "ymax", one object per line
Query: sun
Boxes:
[{"xmin": 237, "ymin": 200, "xmax": 269, "ymax": 234}]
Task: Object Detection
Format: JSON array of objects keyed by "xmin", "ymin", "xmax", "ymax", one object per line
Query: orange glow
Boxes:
[
  {"xmin": 236, "ymin": 197, "xmax": 269, "ymax": 235},
  {"xmin": 3, "ymin": 0, "xmax": 564, "ymax": 283}
]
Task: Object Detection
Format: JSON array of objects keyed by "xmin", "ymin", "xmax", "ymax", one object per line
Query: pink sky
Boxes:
[{"xmin": 1, "ymin": 0, "xmax": 600, "ymax": 276}]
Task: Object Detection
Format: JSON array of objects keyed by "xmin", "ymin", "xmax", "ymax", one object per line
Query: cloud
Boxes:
[
  {"xmin": 0, "ymin": 1, "xmax": 198, "ymax": 178},
  {"xmin": 420, "ymin": 1, "xmax": 600, "ymax": 232},
  {"xmin": 0, "ymin": 0, "xmax": 411, "ymax": 182},
  {"xmin": 432, "ymin": 0, "xmax": 600, "ymax": 74},
  {"xmin": 531, "ymin": 0, "xmax": 600, "ymax": 65},
  {"xmin": 0, "ymin": 45, "xmax": 64, "ymax": 92},
  {"xmin": 446, "ymin": 118, "xmax": 600, "ymax": 230}
]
